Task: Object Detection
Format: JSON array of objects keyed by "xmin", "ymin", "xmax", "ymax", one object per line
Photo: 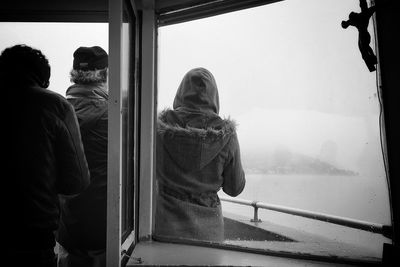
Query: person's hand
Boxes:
[{"xmin": 341, "ymin": 21, "xmax": 349, "ymax": 29}]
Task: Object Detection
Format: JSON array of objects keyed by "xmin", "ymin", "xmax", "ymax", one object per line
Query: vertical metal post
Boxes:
[
  {"xmin": 138, "ymin": 7, "xmax": 156, "ymax": 241},
  {"xmin": 107, "ymin": 0, "xmax": 123, "ymax": 265},
  {"xmin": 250, "ymin": 202, "xmax": 261, "ymax": 223}
]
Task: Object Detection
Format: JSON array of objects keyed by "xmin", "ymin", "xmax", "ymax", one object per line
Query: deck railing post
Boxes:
[{"xmin": 250, "ymin": 202, "xmax": 262, "ymax": 223}]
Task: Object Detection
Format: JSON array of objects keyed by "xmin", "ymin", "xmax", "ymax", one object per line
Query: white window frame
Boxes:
[
  {"xmin": 107, "ymin": 0, "xmax": 124, "ymax": 264},
  {"xmin": 137, "ymin": 7, "xmax": 158, "ymax": 241}
]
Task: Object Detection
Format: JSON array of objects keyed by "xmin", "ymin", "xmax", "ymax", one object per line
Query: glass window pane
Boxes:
[
  {"xmin": 157, "ymin": 0, "xmax": 391, "ymax": 262},
  {"xmin": 121, "ymin": 1, "xmax": 135, "ymax": 241}
]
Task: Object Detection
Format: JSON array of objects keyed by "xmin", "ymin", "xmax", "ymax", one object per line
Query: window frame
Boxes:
[
  {"xmin": 132, "ymin": 0, "xmax": 396, "ymax": 265},
  {"xmin": 156, "ymin": 0, "xmax": 284, "ymax": 26},
  {"xmin": 121, "ymin": 0, "xmax": 137, "ymax": 243},
  {"xmin": 107, "ymin": 0, "xmax": 138, "ymax": 265}
]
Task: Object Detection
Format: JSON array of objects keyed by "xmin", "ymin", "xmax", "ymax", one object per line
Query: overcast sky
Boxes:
[
  {"xmin": 158, "ymin": 0, "xmax": 378, "ymax": 117},
  {"xmin": 0, "ymin": 23, "xmax": 108, "ymax": 96}
]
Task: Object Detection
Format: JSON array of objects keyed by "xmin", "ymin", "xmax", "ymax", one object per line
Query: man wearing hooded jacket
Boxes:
[
  {"xmin": 154, "ymin": 67, "xmax": 246, "ymax": 242},
  {"xmin": 57, "ymin": 46, "xmax": 108, "ymax": 267}
]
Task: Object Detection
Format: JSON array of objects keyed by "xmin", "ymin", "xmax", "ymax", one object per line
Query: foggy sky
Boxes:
[{"xmin": 0, "ymin": 23, "xmax": 108, "ymax": 96}]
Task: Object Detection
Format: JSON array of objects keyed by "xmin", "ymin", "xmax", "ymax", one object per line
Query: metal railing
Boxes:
[{"xmin": 220, "ymin": 196, "xmax": 392, "ymax": 238}]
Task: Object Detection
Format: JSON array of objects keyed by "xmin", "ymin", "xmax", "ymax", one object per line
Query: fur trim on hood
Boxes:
[
  {"xmin": 157, "ymin": 109, "xmax": 237, "ymax": 171},
  {"xmin": 70, "ymin": 68, "xmax": 107, "ymax": 84},
  {"xmin": 157, "ymin": 109, "xmax": 236, "ymax": 141}
]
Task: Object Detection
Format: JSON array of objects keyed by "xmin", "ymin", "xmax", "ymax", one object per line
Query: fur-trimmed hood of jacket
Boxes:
[{"xmin": 157, "ymin": 108, "xmax": 237, "ymax": 171}]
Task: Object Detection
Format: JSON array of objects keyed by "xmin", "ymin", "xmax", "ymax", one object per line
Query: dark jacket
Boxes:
[
  {"xmin": 4, "ymin": 85, "xmax": 90, "ymax": 249},
  {"xmin": 57, "ymin": 83, "xmax": 108, "ymax": 251},
  {"xmin": 154, "ymin": 68, "xmax": 245, "ymax": 242}
]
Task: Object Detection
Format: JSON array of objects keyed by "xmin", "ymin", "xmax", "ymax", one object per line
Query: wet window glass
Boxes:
[{"xmin": 157, "ymin": 0, "xmax": 391, "ymax": 262}]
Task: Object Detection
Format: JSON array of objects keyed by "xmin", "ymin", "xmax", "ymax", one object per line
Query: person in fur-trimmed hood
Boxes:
[{"xmin": 154, "ymin": 67, "xmax": 246, "ymax": 242}]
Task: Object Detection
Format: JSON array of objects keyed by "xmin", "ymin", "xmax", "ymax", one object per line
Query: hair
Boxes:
[
  {"xmin": 0, "ymin": 44, "xmax": 50, "ymax": 88},
  {"xmin": 70, "ymin": 68, "xmax": 108, "ymax": 84}
]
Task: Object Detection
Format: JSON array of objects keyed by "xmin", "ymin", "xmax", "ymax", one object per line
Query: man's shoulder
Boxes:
[
  {"xmin": 38, "ymin": 87, "xmax": 66, "ymax": 100},
  {"xmin": 40, "ymin": 87, "xmax": 71, "ymax": 105},
  {"xmin": 30, "ymin": 87, "xmax": 74, "ymax": 117}
]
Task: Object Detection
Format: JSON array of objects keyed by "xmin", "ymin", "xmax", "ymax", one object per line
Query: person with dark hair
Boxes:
[
  {"xmin": 57, "ymin": 46, "xmax": 108, "ymax": 267},
  {"xmin": 154, "ymin": 67, "xmax": 246, "ymax": 242},
  {"xmin": 341, "ymin": 0, "xmax": 377, "ymax": 71},
  {"xmin": 1, "ymin": 44, "xmax": 90, "ymax": 267}
]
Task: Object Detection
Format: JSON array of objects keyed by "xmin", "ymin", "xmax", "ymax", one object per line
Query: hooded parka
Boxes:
[{"xmin": 154, "ymin": 68, "xmax": 245, "ymax": 242}]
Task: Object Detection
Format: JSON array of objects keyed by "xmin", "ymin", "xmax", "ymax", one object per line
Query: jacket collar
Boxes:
[{"xmin": 66, "ymin": 83, "xmax": 108, "ymax": 100}]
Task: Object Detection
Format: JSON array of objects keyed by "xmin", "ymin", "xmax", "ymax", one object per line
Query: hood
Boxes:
[
  {"xmin": 158, "ymin": 109, "xmax": 236, "ymax": 171},
  {"xmin": 66, "ymin": 83, "xmax": 108, "ymax": 100},
  {"xmin": 173, "ymin": 68, "xmax": 220, "ymax": 115}
]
